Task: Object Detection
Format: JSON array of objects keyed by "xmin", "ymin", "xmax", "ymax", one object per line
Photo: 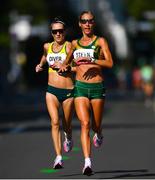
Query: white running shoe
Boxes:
[
  {"xmin": 82, "ymin": 158, "xmax": 93, "ymax": 175},
  {"xmin": 53, "ymin": 156, "xmax": 63, "ymax": 169}
]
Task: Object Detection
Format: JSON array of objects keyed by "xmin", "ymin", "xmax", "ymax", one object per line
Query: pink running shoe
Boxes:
[
  {"xmin": 93, "ymin": 133, "xmax": 103, "ymax": 148},
  {"xmin": 63, "ymin": 139, "xmax": 73, "ymax": 152}
]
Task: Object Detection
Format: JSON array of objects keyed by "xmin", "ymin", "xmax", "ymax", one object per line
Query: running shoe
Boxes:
[
  {"xmin": 53, "ymin": 157, "xmax": 63, "ymax": 169},
  {"xmin": 93, "ymin": 133, "xmax": 103, "ymax": 148},
  {"xmin": 63, "ymin": 138, "xmax": 73, "ymax": 152},
  {"xmin": 82, "ymin": 165, "xmax": 93, "ymax": 176}
]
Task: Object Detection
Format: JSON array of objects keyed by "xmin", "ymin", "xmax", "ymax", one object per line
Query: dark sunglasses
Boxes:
[
  {"xmin": 51, "ymin": 29, "xmax": 64, "ymax": 34},
  {"xmin": 80, "ymin": 19, "xmax": 94, "ymax": 24}
]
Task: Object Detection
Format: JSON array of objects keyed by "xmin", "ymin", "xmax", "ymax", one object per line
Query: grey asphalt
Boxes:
[{"xmin": 0, "ymin": 91, "xmax": 155, "ymax": 179}]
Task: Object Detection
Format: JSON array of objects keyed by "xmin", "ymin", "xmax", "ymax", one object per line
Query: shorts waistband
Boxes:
[
  {"xmin": 75, "ymin": 80, "xmax": 105, "ymax": 88},
  {"xmin": 47, "ymin": 84, "xmax": 74, "ymax": 91}
]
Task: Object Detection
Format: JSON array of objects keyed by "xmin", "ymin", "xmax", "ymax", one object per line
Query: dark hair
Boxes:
[
  {"xmin": 51, "ymin": 17, "xmax": 66, "ymax": 29},
  {"xmin": 79, "ymin": 11, "xmax": 95, "ymax": 20}
]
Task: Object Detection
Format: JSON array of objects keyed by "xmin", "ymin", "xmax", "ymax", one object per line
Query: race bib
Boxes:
[
  {"xmin": 73, "ymin": 49, "xmax": 94, "ymax": 61},
  {"xmin": 46, "ymin": 53, "xmax": 66, "ymax": 66}
]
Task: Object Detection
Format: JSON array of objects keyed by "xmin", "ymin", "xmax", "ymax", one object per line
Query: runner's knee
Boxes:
[
  {"xmin": 51, "ymin": 119, "xmax": 59, "ymax": 129},
  {"xmin": 80, "ymin": 120, "xmax": 90, "ymax": 129}
]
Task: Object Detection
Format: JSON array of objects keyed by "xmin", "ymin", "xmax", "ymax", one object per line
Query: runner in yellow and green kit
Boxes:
[{"xmin": 35, "ymin": 17, "xmax": 74, "ymax": 169}]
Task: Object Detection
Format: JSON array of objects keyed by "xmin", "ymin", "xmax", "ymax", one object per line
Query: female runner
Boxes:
[
  {"xmin": 59, "ymin": 11, "xmax": 113, "ymax": 175},
  {"xmin": 35, "ymin": 17, "xmax": 74, "ymax": 169}
]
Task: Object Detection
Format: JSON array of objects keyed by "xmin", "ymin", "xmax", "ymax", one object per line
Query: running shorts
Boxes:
[
  {"xmin": 74, "ymin": 80, "xmax": 106, "ymax": 99},
  {"xmin": 47, "ymin": 85, "xmax": 74, "ymax": 102}
]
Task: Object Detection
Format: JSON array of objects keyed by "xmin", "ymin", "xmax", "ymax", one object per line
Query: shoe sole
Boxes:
[
  {"xmin": 53, "ymin": 163, "xmax": 63, "ymax": 169},
  {"xmin": 83, "ymin": 167, "xmax": 93, "ymax": 176}
]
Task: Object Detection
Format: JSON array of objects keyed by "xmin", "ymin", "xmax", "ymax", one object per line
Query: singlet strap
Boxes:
[
  {"xmin": 61, "ymin": 41, "xmax": 67, "ymax": 54},
  {"xmin": 92, "ymin": 36, "xmax": 99, "ymax": 46},
  {"xmin": 47, "ymin": 42, "xmax": 53, "ymax": 53}
]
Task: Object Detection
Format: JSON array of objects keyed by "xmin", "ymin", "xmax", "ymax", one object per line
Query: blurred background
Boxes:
[
  {"xmin": 0, "ymin": 0, "xmax": 155, "ymax": 132},
  {"xmin": 0, "ymin": 0, "xmax": 155, "ymax": 178}
]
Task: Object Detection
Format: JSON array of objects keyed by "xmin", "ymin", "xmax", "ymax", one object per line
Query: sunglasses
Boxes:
[
  {"xmin": 51, "ymin": 29, "xmax": 64, "ymax": 34},
  {"xmin": 80, "ymin": 19, "xmax": 94, "ymax": 24}
]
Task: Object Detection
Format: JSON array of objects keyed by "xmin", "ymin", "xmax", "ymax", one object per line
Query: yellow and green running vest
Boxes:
[{"xmin": 46, "ymin": 41, "xmax": 67, "ymax": 73}]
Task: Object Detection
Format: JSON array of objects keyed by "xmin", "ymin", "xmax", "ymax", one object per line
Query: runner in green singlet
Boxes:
[{"xmin": 58, "ymin": 11, "xmax": 113, "ymax": 175}]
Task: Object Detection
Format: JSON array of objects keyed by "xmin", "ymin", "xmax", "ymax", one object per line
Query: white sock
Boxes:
[
  {"xmin": 85, "ymin": 157, "xmax": 91, "ymax": 167},
  {"xmin": 56, "ymin": 155, "xmax": 62, "ymax": 161}
]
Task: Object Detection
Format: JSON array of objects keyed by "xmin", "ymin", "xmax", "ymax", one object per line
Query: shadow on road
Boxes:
[{"xmin": 60, "ymin": 169, "xmax": 155, "ymax": 179}]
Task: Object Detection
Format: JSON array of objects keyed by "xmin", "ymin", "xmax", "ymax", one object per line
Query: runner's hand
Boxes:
[
  {"xmin": 58, "ymin": 64, "xmax": 69, "ymax": 73},
  {"xmin": 35, "ymin": 64, "xmax": 43, "ymax": 72}
]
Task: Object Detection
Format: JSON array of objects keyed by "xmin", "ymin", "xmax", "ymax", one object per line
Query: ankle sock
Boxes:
[
  {"xmin": 85, "ymin": 157, "xmax": 91, "ymax": 167},
  {"xmin": 56, "ymin": 155, "xmax": 62, "ymax": 161}
]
